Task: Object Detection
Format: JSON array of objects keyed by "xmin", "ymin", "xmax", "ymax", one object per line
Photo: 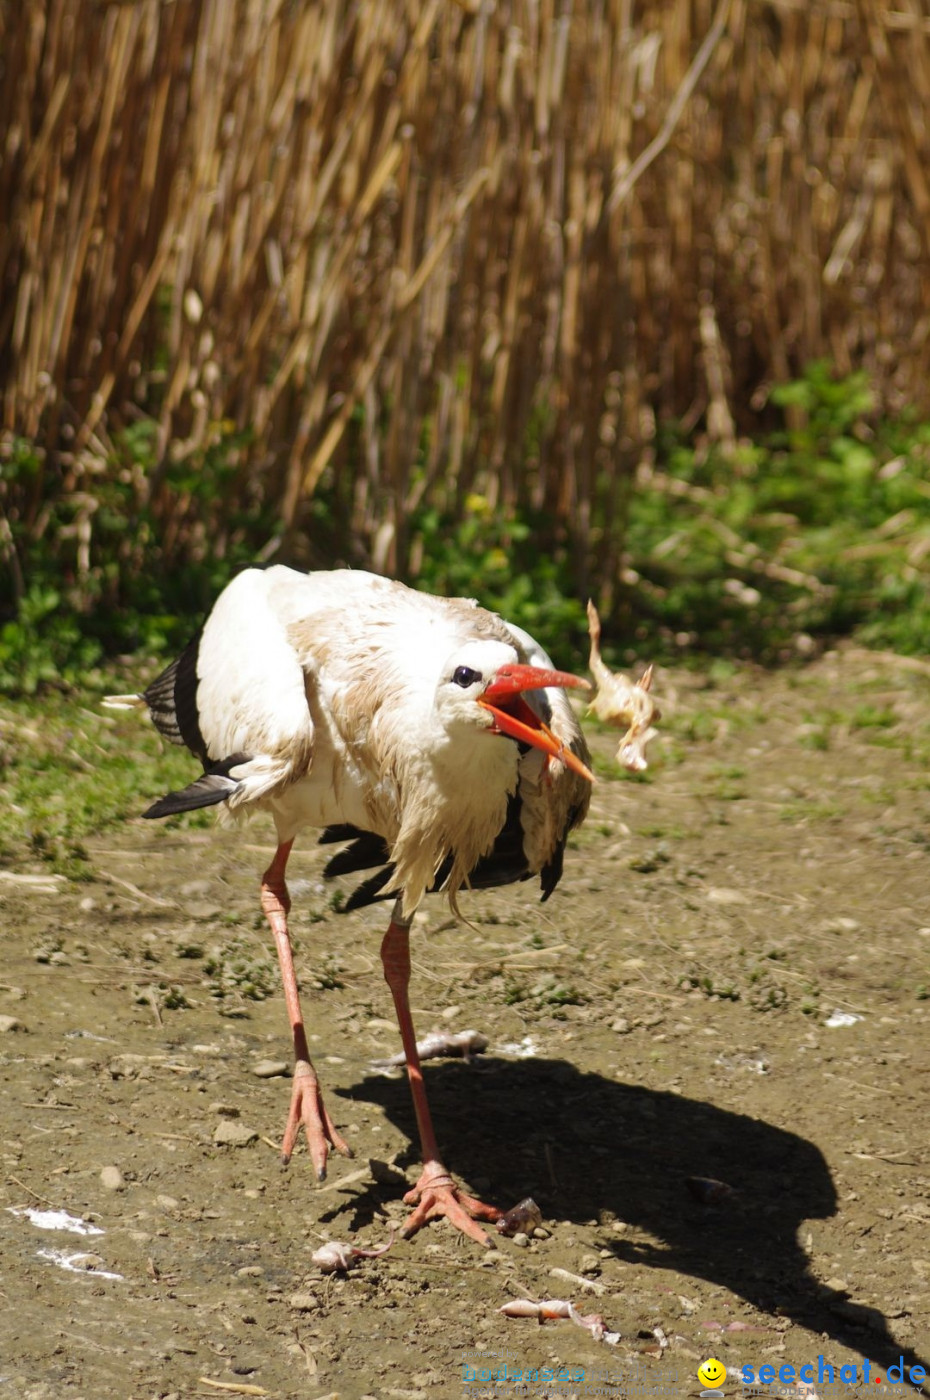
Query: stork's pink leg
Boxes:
[
  {"xmin": 381, "ymin": 907, "xmax": 501, "ymax": 1246},
  {"xmin": 262, "ymin": 839, "xmax": 352, "ymax": 1179}
]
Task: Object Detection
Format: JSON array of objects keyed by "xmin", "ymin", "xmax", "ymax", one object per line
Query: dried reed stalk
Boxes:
[{"xmin": 1, "ymin": 0, "xmax": 927, "ymax": 611}]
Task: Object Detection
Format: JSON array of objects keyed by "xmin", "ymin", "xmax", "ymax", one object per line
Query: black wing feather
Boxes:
[
  {"xmin": 143, "ymin": 632, "xmax": 206, "ymax": 762},
  {"xmin": 142, "ymin": 752, "xmax": 251, "ymax": 820}
]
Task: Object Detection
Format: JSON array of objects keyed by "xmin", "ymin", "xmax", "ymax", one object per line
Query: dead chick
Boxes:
[
  {"xmin": 312, "ymin": 1229, "xmax": 395, "ymax": 1273},
  {"xmin": 370, "ymin": 1029, "xmax": 489, "ymax": 1070},
  {"xmin": 586, "ymin": 600, "xmax": 660, "ymax": 772}
]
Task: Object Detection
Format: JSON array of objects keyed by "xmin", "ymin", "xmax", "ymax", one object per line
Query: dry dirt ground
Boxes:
[{"xmin": 1, "ymin": 646, "xmax": 929, "ymax": 1400}]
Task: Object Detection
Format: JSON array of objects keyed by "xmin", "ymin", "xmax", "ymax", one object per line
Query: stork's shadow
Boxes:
[{"xmin": 337, "ymin": 1057, "xmax": 927, "ymax": 1383}]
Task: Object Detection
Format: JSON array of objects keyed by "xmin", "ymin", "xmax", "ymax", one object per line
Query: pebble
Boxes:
[
  {"xmin": 706, "ymin": 886, "xmax": 750, "ymax": 905},
  {"xmin": 251, "ymin": 1060, "xmax": 289, "ymax": 1079},
  {"xmin": 0, "ymin": 1016, "xmax": 25, "ymax": 1034},
  {"xmin": 289, "ymin": 1292, "xmax": 320, "ymax": 1312},
  {"xmin": 69, "ymin": 1253, "xmax": 107, "ymax": 1271},
  {"xmin": 511, "ymin": 1232, "xmax": 530, "ymax": 1247},
  {"xmin": 156, "ymin": 1195, "xmax": 180, "ymax": 1211},
  {"xmin": 108, "ymin": 1054, "xmax": 149, "ymax": 1079},
  {"xmin": 187, "ymin": 901, "xmax": 221, "ymax": 921},
  {"xmin": 99, "ymin": 1165, "xmax": 124, "ymax": 1191},
  {"xmin": 238, "ymin": 1265, "xmax": 265, "ymax": 1278},
  {"xmin": 213, "ymin": 1120, "xmax": 258, "ymax": 1147},
  {"xmin": 180, "ymin": 880, "xmax": 213, "ymax": 898}
]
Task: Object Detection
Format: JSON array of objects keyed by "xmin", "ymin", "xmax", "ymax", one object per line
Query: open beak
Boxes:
[{"xmin": 477, "ymin": 664, "xmax": 595, "ymax": 783}]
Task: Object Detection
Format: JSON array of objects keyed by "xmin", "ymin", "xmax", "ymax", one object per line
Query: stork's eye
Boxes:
[{"xmin": 452, "ymin": 665, "xmax": 482, "ymax": 687}]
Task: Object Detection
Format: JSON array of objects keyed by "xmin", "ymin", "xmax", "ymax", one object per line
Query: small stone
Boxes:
[
  {"xmin": 511, "ymin": 1232, "xmax": 530, "ymax": 1247},
  {"xmin": 180, "ymin": 879, "xmax": 213, "ymax": 898},
  {"xmin": 238, "ymin": 1265, "xmax": 264, "ymax": 1278},
  {"xmin": 580, "ymin": 1253, "xmax": 602, "ymax": 1274},
  {"xmin": 0, "ymin": 1016, "xmax": 25, "ymax": 1034},
  {"xmin": 156, "ymin": 1195, "xmax": 180, "ymax": 1211},
  {"xmin": 288, "ymin": 1292, "xmax": 320, "ymax": 1312},
  {"xmin": 213, "ymin": 1120, "xmax": 258, "ymax": 1148},
  {"xmin": 69, "ymin": 1252, "xmax": 107, "ymax": 1271},
  {"xmin": 108, "ymin": 1054, "xmax": 149, "ymax": 1079},
  {"xmin": 251, "ymin": 1060, "xmax": 289, "ymax": 1079},
  {"xmin": 610, "ymin": 1017, "xmax": 631, "ymax": 1034},
  {"xmin": 706, "ymin": 887, "xmax": 749, "ymax": 905},
  {"xmin": 79, "ymin": 897, "xmax": 97, "ymax": 912},
  {"xmin": 533, "ymin": 1226, "xmax": 550, "ymax": 1240},
  {"xmin": 187, "ymin": 902, "xmax": 221, "ymax": 921},
  {"xmin": 99, "ymin": 1165, "xmax": 124, "ymax": 1191}
]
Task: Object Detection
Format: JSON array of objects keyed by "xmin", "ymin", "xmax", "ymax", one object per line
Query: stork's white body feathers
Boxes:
[{"xmin": 135, "ymin": 566, "xmax": 591, "ymax": 917}]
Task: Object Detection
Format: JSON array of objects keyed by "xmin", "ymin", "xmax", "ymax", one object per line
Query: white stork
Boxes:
[{"xmin": 107, "ymin": 565, "xmax": 593, "ymax": 1245}]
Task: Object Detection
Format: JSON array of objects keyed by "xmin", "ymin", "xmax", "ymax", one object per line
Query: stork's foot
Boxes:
[
  {"xmin": 281, "ymin": 1059, "xmax": 353, "ymax": 1179},
  {"xmin": 402, "ymin": 1163, "xmax": 501, "ymax": 1246}
]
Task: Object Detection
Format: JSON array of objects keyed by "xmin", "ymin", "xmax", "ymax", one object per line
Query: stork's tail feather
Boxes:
[
  {"xmin": 142, "ymin": 753, "xmax": 251, "ymax": 819},
  {"xmin": 103, "ymin": 693, "xmax": 147, "ymax": 711},
  {"xmin": 342, "ymin": 867, "xmax": 396, "ymax": 911},
  {"xmin": 322, "ymin": 829, "xmax": 391, "ymax": 877}
]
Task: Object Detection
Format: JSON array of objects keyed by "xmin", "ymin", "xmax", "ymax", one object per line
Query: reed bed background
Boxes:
[{"xmin": 2, "ymin": 0, "xmax": 929, "ymax": 626}]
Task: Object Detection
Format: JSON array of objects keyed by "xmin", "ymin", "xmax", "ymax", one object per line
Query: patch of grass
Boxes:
[
  {"xmin": 310, "ymin": 955, "xmax": 346, "ymax": 991},
  {"xmin": 623, "ymin": 362, "xmax": 930, "ymax": 662},
  {"xmin": 711, "ymin": 764, "xmax": 748, "ymax": 801},
  {"xmin": 0, "ymin": 681, "xmax": 203, "ymax": 869},
  {"xmin": 203, "ymin": 938, "xmax": 279, "ymax": 1010},
  {"xmin": 678, "ymin": 970, "xmax": 740, "ymax": 1001},
  {"xmin": 850, "ymin": 704, "xmax": 898, "ymax": 731},
  {"xmin": 637, "ymin": 823, "xmax": 687, "ymax": 840},
  {"xmin": 778, "ymin": 798, "xmax": 842, "ymax": 824}
]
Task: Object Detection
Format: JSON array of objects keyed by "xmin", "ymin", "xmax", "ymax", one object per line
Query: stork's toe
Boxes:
[
  {"xmin": 401, "ymin": 1165, "xmax": 501, "ymax": 1246},
  {"xmin": 281, "ymin": 1059, "xmax": 353, "ymax": 1178}
]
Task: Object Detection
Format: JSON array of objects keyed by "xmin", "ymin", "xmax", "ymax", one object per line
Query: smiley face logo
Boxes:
[{"xmin": 697, "ymin": 1358, "xmax": 727, "ymax": 1389}]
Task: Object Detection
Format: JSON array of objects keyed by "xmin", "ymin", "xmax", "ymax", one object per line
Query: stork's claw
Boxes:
[
  {"xmin": 401, "ymin": 1164, "xmax": 501, "ymax": 1246},
  {"xmin": 281, "ymin": 1059, "xmax": 353, "ymax": 1178}
]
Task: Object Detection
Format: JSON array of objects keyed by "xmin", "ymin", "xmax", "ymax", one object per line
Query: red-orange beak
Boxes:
[{"xmin": 477, "ymin": 664, "xmax": 595, "ymax": 783}]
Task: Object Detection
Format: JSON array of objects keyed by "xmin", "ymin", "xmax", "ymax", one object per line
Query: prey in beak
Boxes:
[{"xmin": 477, "ymin": 664, "xmax": 595, "ymax": 783}]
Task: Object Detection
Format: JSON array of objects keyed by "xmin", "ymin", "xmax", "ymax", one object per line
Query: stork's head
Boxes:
[{"xmin": 436, "ymin": 640, "xmax": 594, "ymax": 783}]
